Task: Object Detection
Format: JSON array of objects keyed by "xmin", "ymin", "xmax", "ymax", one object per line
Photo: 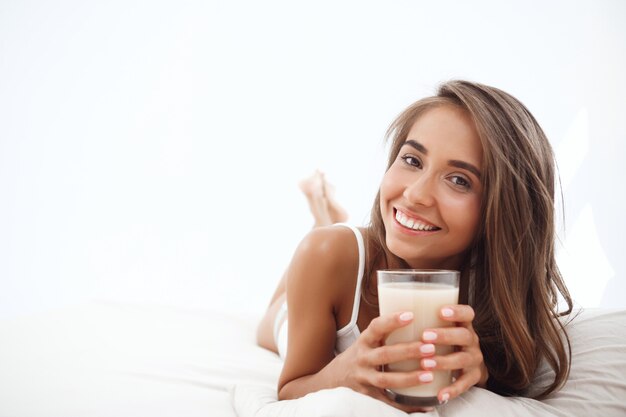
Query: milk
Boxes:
[{"xmin": 378, "ymin": 282, "xmax": 459, "ymax": 398}]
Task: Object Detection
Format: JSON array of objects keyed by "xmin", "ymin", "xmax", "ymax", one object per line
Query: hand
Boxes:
[
  {"xmin": 331, "ymin": 311, "xmax": 437, "ymax": 413},
  {"xmin": 419, "ymin": 305, "xmax": 488, "ymax": 403}
]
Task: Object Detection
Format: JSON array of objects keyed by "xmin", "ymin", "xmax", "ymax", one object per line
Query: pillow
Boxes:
[
  {"xmin": 231, "ymin": 385, "xmax": 425, "ymax": 417},
  {"xmin": 230, "ymin": 308, "xmax": 626, "ymax": 417}
]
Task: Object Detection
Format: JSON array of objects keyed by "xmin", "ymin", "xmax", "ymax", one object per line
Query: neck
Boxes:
[{"xmin": 404, "ymin": 253, "xmax": 467, "ymax": 271}]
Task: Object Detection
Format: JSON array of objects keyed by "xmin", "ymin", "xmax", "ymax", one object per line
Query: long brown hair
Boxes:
[{"xmin": 364, "ymin": 80, "xmax": 573, "ymax": 398}]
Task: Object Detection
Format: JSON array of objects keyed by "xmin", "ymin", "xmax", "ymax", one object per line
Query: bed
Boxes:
[{"xmin": 1, "ymin": 301, "xmax": 625, "ymax": 416}]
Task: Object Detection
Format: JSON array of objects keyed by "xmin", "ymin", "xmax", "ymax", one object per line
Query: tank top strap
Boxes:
[{"xmin": 334, "ymin": 223, "xmax": 365, "ymax": 335}]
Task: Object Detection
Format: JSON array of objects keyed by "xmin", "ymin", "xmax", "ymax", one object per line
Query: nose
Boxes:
[{"xmin": 402, "ymin": 173, "xmax": 436, "ymax": 207}]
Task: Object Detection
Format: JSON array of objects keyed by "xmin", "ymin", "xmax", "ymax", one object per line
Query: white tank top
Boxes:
[
  {"xmin": 333, "ymin": 223, "xmax": 365, "ymax": 354},
  {"xmin": 273, "ymin": 223, "xmax": 365, "ymax": 358}
]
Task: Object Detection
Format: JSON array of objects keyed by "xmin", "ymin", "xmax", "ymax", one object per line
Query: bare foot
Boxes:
[
  {"xmin": 320, "ymin": 173, "xmax": 348, "ymax": 223},
  {"xmin": 299, "ymin": 170, "xmax": 333, "ymax": 227},
  {"xmin": 299, "ymin": 170, "xmax": 349, "ymax": 227}
]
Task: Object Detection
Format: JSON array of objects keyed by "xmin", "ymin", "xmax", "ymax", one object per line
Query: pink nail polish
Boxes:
[
  {"xmin": 423, "ymin": 359, "xmax": 436, "ymax": 368},
  {"xmin": 423, "ymin": 331, "xmax": 437, "ymax": 341},
  {"xmin": 399, "ymin": 312, "xmax": 414, "ymax": 321},
  {"xmin": 420, "ymin": 344, "xmax": 435, "ymax": 354},
  {"xmin": 419, "ymin": 372, "xmax": 433, "ymax": 383},
  {"xmin": 440, "ymin": 392, "xmax": 450, "ymax": 404}
]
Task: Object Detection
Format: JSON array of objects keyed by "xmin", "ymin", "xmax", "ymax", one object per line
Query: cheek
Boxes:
[
  {"xmin": 444, "ymin": 195, "xmax": 482, "ymax": 240},
  {"xmin": 380, "ymin": 164, "xmax": 407, "ymax": 194},
  {"xmin": 379, "ymin": 170, "xmax": 399, "ymax": 208}
]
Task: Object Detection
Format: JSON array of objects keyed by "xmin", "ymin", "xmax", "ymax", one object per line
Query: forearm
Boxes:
[{"xmin": 278, "ymin": 362, "xmax": 339, "ymax": 400}]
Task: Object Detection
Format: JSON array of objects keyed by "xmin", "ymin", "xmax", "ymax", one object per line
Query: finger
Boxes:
[
  {"xmin": 362, "ymin": 312, "xmax": 414, "ymax": 346},
  {"xmin": 366, "ymin": 368, "xmax": 435, "ymax": 390},
  {"xmin": 420, "ymin": 351, "xmax": 477, "ymax": 371},
  {"xmin": 437, "ymin": 368, "xmax": 482, "ymax": 403},
  {"xmin": 365, "ymin": 341, "xmax": 429, "ymax": 366},
  {"xmin": 440, "ymin": 304, "xmax": 475, "ymax": 327},
  {"xmin": 422, "ymin": 326, "xmax": 475, "ymax": 347}
]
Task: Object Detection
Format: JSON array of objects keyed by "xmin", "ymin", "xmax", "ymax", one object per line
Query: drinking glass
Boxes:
[{"xmin": 377, "ymin": 269, "xmax": 460, "ymax": 407}]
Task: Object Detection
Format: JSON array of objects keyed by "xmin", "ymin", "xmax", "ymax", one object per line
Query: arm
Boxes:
[
  {"xmin": 277, "ymin": 227, "xmax": 353, "ymax": 399},
  {"xmin": 276, "ymin": 228, "xmax": 437, "ymax": 412}
]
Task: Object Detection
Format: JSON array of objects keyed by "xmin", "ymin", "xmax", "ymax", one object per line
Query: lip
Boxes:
[{"xmin": 392, "ymin": 207, "xmax": 441, "ymax": 235}]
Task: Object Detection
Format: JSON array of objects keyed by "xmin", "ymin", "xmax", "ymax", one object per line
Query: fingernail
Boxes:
[
  {"xmin": 441, "ymin": 307, "xmax": 454, "ymax": 317},
  {"xmin": 439, "ymin": 392, "xmax": 450, "ymax": 404},
  {"xmin": 423, "ymin": 331, "xmax": 437, "ymax": 341},
  {"xmin": 419, "ymin": 372, "xmax": 433, "ymax": 382},
  {"xmin": 399, "ymin": 312, "xmax": 413, "ymax": 322},
  {"xmin": 420, "ymin": 343, "xmax": 435, "ymax": 354},
  {"xmin": 423, "ymin": 359, "xmax": 436, "ymax": 368}
]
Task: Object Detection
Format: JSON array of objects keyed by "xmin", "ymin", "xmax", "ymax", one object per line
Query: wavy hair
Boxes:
[{"xmin": 364, "ymin": 80, "xmax": 573, "ymax": 398}]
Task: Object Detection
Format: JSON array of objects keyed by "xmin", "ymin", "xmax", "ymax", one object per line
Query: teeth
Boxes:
[{"xmin": 395, "ymin": 210, "xmax": 438, "ymax": 231}]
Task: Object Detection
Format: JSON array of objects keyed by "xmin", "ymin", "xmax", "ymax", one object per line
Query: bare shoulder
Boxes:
[
  {"xmin": 287, "ymin": 225, "xmax": 361, "ymax": 306},
  {"xmin": 291, "ymin": 226, "xmax": 359, "ymax": 275},
  {"xmin": 294, "ymin": 225, "xmax": 358, "ymax": 260},
  {"xmin": 279, "ymin": 225, "xmax": 362, "ymax": 389}
]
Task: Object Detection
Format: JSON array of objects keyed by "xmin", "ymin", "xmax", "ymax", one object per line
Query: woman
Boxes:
[{"xmin": 256, "ymin": 80, "xmax": 573, "ymax": 412}]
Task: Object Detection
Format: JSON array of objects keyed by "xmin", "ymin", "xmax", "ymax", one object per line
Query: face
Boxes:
[{"xmin": 379, "ymin": 104, "xmax": 483, "ymax": 269}]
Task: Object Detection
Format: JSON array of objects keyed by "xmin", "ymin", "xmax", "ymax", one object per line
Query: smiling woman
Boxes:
[
  {"xmin": 379, "ymin": 105, "xmax": 483, "ymax": 270},
  {"xmin": 368, "ymin": 81, "xmax": 573, "ymax": 398},
  {"xmin": 256, "ymin": 80, "xmax": 573, "ymax": 412}
]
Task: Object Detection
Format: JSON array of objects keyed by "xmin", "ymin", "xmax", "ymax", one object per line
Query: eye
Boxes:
[
  {"xmin": 449, "ymin": 175, "xmax": 471, "ymax": 190},
  {"xmin": 400, "ymin": 154, "xmax": 422, "ymax": 169}
]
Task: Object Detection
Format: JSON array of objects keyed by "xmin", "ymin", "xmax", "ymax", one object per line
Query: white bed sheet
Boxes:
[
  {"xmin": 0, "ymin": 301, "xmax": 279, "ymax": 417},
  {"xmin": 1, "ymin": 302, "xmax": 625, "ymax": 417}
]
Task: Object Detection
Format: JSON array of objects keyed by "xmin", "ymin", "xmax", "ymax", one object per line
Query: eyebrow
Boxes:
[
  {"xmin": 404, "ymin": 139, "xmax": 428, "ymax": 155},
  {"xmin": 402, "ymin": 139, "xmax": 482, "ymax": 179},
  {"xmin": 449, "ymin": 160, "xmax": 482, "ymax": 179}
]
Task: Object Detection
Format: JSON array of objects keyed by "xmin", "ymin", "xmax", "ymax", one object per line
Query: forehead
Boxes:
[{"xmin": 405, "ymin": 105, "xmax": 483, "ymax": 166}]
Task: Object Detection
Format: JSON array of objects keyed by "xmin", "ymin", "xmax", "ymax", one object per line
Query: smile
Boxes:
[{"xmin": 394, "ymin": 209, "xmax": 441, "ymax": 232}]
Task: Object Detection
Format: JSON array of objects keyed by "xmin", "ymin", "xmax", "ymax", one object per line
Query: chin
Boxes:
[
  {"xmin": 385, "ymin": 238, "xmax": 425, "ymax": 266},
  {"xmin": 385, "ymin": 238, "xmax": 465, "ymax": 270}
]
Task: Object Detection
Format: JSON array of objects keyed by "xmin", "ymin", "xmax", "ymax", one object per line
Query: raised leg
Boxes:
[{"xmin": 256, "ymin": 171, "xmax": 348, "ymax": 354}]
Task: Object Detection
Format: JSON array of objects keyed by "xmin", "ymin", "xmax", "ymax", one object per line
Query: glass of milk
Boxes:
[{"xmin": 377, "ymin": 269, "xmax": 460, "ymax": 407}]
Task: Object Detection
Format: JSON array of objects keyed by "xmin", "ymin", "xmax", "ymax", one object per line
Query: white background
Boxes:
[{"xmin": 1, "ymin": 0, "xmax": 625, "ymax": 319}]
